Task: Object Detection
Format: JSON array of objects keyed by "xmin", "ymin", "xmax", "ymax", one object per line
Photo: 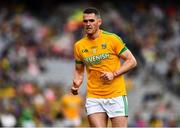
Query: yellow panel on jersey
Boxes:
[{"xmin": 74, "ymin": 30, "xmax": 128, "ymax": 98}]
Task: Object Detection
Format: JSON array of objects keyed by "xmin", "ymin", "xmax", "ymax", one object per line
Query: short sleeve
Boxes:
[
  {"xmin": 111, "ymin": 34, "xmax": 127, "ymax": 55},
  {"xmin": 74, "ymin": 43, "xmax": 84, "ymax": 64}
]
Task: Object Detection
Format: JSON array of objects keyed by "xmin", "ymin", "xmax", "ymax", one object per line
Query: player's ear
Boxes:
[{"xmin": 98, "ymin": 18, "xmax": 102, "ymax": 26}]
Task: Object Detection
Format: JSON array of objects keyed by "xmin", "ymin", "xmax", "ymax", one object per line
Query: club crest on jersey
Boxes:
[{"xmin": 101, "ymin": 43, "xmax": 107, "ymax": 49}]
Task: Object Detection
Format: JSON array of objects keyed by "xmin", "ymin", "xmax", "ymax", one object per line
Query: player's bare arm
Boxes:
[
  {"xmin": 71, "ymin": 63, "xmax": 84, "ymax": 95},
  {"xmin": 100, "ymin": 49, "xmax": 137, "ymax": 81},
  {"xmin": 113, "ymin": 49, "xmax": 137, "ymax": 77}
]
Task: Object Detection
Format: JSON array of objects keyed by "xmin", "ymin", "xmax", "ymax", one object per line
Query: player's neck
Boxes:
[{"xmin": 87, "ymin": 29, "xmax": 101, "ymax": 40}]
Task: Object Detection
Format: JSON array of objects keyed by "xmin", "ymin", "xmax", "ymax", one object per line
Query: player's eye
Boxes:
[
  {"xmin": 83, "ymin": 19, "xmax": 95, "ymax": 23},
  {"xmin": 89, "ymin": 19, "xmax": 95, "ymax": 22},
  {"xmin": 83, "ymin": 20, "xmax": 88, "ymax": 23}
]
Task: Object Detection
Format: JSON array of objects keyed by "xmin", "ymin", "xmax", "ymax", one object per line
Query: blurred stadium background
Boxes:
[{"xmin": 0, "ymin": 0, "xmax": 179, "ymax": 127}]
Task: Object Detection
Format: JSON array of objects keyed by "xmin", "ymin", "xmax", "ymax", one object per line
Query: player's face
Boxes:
[{"xmin": 83, "ymin": 13, "xmax": 102, "ymax": 35}]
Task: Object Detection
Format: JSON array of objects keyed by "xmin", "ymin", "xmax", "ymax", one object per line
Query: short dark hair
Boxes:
[{"xmin": 83, "ymin": 7, "xmax": 101, "ymax": 18}]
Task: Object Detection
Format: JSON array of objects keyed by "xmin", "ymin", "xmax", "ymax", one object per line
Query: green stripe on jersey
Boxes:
[
  {"xmin": 75, "ymin": 60, "xmax": 83, "ymax": 64},
  {"xmin": 119, "ymin": 47, "xmax": 128, "ymax": 55},
  {"xmin": 102, "ymin": 30, "xmax": 125, "ymax": 45},
  {"xmin": 102, "ymin": 30, "xmax": 114, "ymax": 35}
]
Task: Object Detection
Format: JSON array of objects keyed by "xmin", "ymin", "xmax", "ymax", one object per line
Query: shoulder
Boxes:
[
  {"xmin": 102, "ymin": 30, "xmax": 124, "ymax": 43},
  {"xmin": 74, "ymin": 37, "xmax": 87, "ymax": 47},
  {"xmin": 102, "ymin": 30, "xmax": 119, "ymax": 38}
]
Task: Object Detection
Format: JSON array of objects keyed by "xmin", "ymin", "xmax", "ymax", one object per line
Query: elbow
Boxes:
[
  {"xmin": 134, "ymin": 58, "xmax": 137, "ymax": 67},
  {"xmin": 132, "ymin": 58, "xmax": 137, "ymax": 68}
]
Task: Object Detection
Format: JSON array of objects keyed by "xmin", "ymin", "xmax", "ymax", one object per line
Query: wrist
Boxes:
[
  {"xmin": 71, "ymin": 86, "xmax": 78, "ymax": 90},
  {"xmin": 73, "ymin": 80, "xmax": 79, "ymax": 88},
  {"xmin": 113, "ymin": 71, "xmax": 119, "ymax": 77}
]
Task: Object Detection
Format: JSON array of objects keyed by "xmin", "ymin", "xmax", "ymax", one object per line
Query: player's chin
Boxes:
[{"xmin": 86, "ymin": 32, "xmax": 93, "ymax": 35}]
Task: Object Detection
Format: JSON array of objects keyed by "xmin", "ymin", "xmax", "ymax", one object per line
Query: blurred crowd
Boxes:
[{"xmin": 0, "ymin": 1, "xmax": 180, "ymax": 127}]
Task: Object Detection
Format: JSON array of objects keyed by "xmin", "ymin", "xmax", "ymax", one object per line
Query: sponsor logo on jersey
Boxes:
[{"xmin": 84, "ymin": 53, "xmax": 110, "ymax": 65}]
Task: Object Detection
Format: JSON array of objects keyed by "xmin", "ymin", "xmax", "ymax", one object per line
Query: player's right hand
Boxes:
[{"xmin": 71, "ymin": 86, "xmax": 78, "ymax": 95}]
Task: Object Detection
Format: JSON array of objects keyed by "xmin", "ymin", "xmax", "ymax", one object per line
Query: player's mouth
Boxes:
[{"xmin": 86, "ymin": 27, "xmax": 93, "ymax": 32}]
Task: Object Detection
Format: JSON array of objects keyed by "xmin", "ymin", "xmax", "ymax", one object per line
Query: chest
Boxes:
[
  {"xmin": 79, "ymin": 41, "xmax": 116, "ymax": 65},
  {"xmin": 80, "ymin": 42, "xmax": 113, "ymax": 58}
]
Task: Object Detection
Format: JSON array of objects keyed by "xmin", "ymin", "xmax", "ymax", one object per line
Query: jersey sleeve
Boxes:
[
  {"xmin": 111, "ymin": 34, "xmax": 128, "ymax": 55},
  {"xmin": 74, "ymin": 43, "xmax": 84, "ymax": 64}
]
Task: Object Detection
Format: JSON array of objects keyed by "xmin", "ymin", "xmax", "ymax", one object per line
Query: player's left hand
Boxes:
[{"xmin": 100, "ymin": 71, "xmax": 114, "ymax": 81}]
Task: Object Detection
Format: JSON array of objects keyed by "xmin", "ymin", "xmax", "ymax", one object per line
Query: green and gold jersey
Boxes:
[{"xmin": 74, "ymin": 30, "xmax": 128, "ymax": 98}]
